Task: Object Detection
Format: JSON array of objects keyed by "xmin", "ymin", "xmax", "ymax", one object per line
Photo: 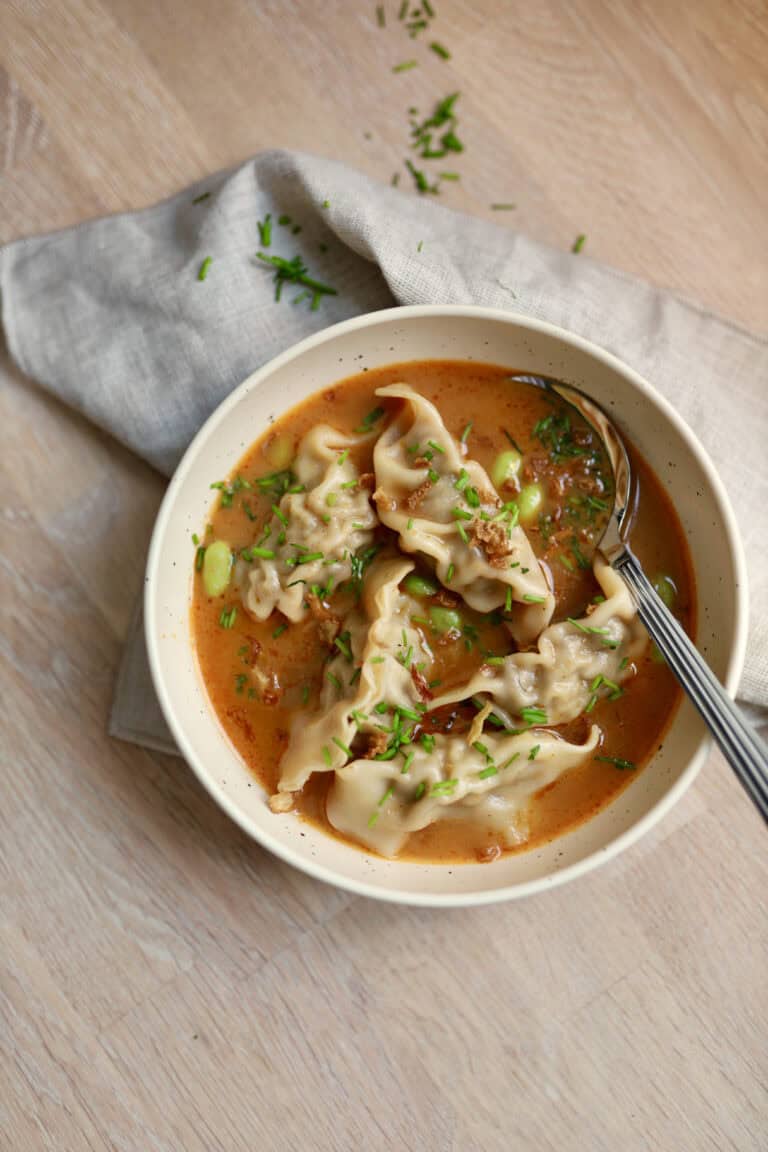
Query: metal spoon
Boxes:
[{"xmin": 510, "ymin": 373, "xmax": 768, "ymax": 822}]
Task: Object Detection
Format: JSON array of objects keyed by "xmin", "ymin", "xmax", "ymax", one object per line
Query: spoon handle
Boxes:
[{"xmin": 615, "ymin": 551, "xmax": 768, "ymax": 824}]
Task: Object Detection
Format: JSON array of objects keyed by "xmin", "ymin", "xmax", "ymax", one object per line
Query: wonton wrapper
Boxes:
[
  {"xmin": 278, "ymin": 555, "xmax": 431, "ymax": 792},
  {"xmin": 237, "ymin": 424, "xmax": 377, "ymax": 622},
  {"xmin": 327, "ymin": 725, "xmax": 601, "ymax": 857},
  {"xmin": 431, "ymin": 559, "xmax": 648, "ymax": 724},
  {"xmin": 372, "ymin": 383, "xmax": 554, "ymax": 645}
]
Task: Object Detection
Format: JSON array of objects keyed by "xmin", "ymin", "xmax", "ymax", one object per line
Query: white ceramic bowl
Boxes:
[{"xmin": 145, "ymin": 306, "xmax": 748, "ymax": 906}]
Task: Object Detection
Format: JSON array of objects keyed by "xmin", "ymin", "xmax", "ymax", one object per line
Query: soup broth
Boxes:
[{"xmin": 192, "ymin": 361, "xmax": 695, "ymax": 862}]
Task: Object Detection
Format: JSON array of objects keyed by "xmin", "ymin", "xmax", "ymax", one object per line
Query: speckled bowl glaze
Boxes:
[{"xmin": 145, "ymin": 306, "xmax": 748, "ymax": 906}]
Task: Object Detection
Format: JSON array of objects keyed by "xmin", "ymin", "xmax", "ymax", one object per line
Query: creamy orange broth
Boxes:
[{"xmin": 192, "ymin": 361, "xmax": 695, "ymax": 863}]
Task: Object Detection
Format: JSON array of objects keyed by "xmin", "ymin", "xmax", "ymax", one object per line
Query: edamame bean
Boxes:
[
  {"xmin": 264, "ymin": 434, "xmax": 294, "ymax": 470},
  {"xmin": 404, "ymin": 573, "xmax": 439, "ymax": 597},
  {"xmin": 491, "ymin": 449, "xmax": 522, "ymax": 489},
  {"xmin": 429, "ymin": 606, "xmax": 462, "ymax": 634},
  {"xmin": 652, "ymin": 574, "xmax": 677, "ymax": 609},
  {"xmin": 202, "ymin": 540, "xmax": 233, "ymax": 597},
  {"xmin": 518, "ymin": 482, "xmax": 544, "ymax": 523}
]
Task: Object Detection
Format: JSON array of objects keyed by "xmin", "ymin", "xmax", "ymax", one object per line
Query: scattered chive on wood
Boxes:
[
  {"xmin": 393, "ymin": 59, "xmax": 418, "ymax": 72},
  {"xmin": 376, "ymin": 3, "xmax": 385, "ymax": 26},
  {"xmin": 197, "ymin": 257, "xmax": 212, "ymax": 281},
  {"xmin": 430, "ymin": 41, "xmax": 450, "ymax": 59},
  {"xmin": 257, "ymin": 214, "xmax": 272, "ymax": 246},
  {"xmin": 491, "ymin": 203, "xmax": 516, "ymax": 211},
  {"xmin": 192, "ymin": 191, "xmax": 211, "ymax": 204},
  {"xmin": 572, "ymin": 233, "xmax": 586, "ymax": 254}
]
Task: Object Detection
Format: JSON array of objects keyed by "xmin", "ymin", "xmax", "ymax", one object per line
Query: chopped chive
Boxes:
[
  {"xmin": 430, "ymin": 779, "xmax": 458, "ymax": 796},
  {"xmin": 370, "ymin": 656, "xmax": 386, "ymax": 664},
  {"xmin": 287, "ymin": 550, "xmax": 324, "ymax": 565},
  {"xmin": 500, "ymin": 753, "xmax": 520, "ymax": 770},
  {"xmin": 567, "ymin": 617, "xmax": 610, "ymax": 636},
  {"xmin": 332, "ymin": 736, "xmax": 352, "ymax": 758},
  {"xmin": 472, "ymin": 741, "xmax": 489, "ymax": 757},
  {"xmin": 417, "ymin": 240, "xmax": 424, "ymax": 253},
  {"xmin": 478, "ymin": 764, "xmax": 498, "ymax": 780},
  {"xmin": 620, "ymin": 657, "xmax": 630, "ymax": 670},
  {"xmin": 414, "ymin": 780, "xmax": 427, "ymax": 800},
  {"xmin": 326, "ymin": 492, "xmax": 338, "ymax": 507},
  {"xmin": 354, "ymin": 406, "xmax": 385, "ymax": 433},
  {"xmin": 376, "ymin": 3, "xmax": 385, "ymax": 25},
  {"xmin": 460, "ymin": 423, "xmax": 472, "ymax": 444},
  {"xmin": 326, "ymin": 671, "xmax": 342, "ymax": 691},
  {"xmin": 192, "ymin": 191, "xmax": 211, "ymax": 204},
  {"xmin": 440, "ymin": 171, "xmax": 460, "ymax": 181},
  {"xmin": 427, "ymin": 468, "xmax": 440, "ymax": 484},
  {"xmin": 402, "ymin": 749, "xmax": 416, "ymax": 774},
  {"xmin": 505, "ymin": 586, "xmax": 513, "ymax": 613},
  {"xmin": 272, "ymin": 622, "xmax": 288, "ymax": 639},
  {"xmin": 271, "ymin": 504, "xmax": 288, "ymax": 526},
  {"xmin": 430, "ymin": 41, "xmax": 451, "ymax": 59},
  {"xmin": 293, "ymin": 290, "xmax": 310, "ymax": 306},
  {"xmin": 278, "ymin": 214, "xmax": 291, "ymax": 226},
  {"xmin": 572, "ymin": 233, "xmax": 586, "ymax": 254},
  {"xmin": 340, "ymin": 479, "xmax": 358, "ymax": 490},
  {"xmin": 407, "ymin": 517, "xmax": 414, "ymax": 530},
  {"xmin": 334, "ymin": 634, "xmax": 353, "ymax": 660},
  {"xmin": 420, "ymin": 733, "xmax": 435, "ymax": 754},
  {"xmin": 380, "ymin": 785, "xmax": 394, "ymax": 806},
  {"xmin": 393, "ymin": 59, "xmax": 418, "ymax": 72},
  {"xmin": 391, "ymin": 171, "xmax": 401, "ymax": 186},
  {"xmin": 350, "ymin": 667, "xmax": 362, "ymax": 685},
  {"xmin": 398, "ymin": 0, "xmax": 408, "ymax": 16},
  {"xmin": 191, "ymin": 533, "xmax": 200, "ymax": 546},
  {"xmin": 464, "ymin": 485, "xmax": 480, "ymax": 509},
  {"xmin": 337, "ymin": 449, "xmax": 350, "ymax": 466},
  {"xmin": 398, "ymin": 706, "xmax": 421, "ymax": 722},
  {"xmin": 491, "ymin": 203, "xmax": 516, "ymax": 211},
  {"xmin": 446, "ymin": 563, "xmax": 455, "ymax": 582},
  {"xmin": 595, "ymin": 754, "xmax": 635, "ymax": 770},
  {"xmin": 457, "ymin": 523, "xmax": 469, "ymax": 544},
  {"xmin": 423, "ymin": 0, "xmax": 434, "ymax": 14},
  {"xmin": 322, "ymin": 745, "xmax": 332, "ymax": 767},
  {"xmin": 197, "ymin": 257, "xmax": 212, "ymax": 281},
  {"xmin": 559, "ymin": 554, "xmax": 576, "ymax": 572},
  {"xmin": 257, "ymin": 214, "xmax": 272, "ymax": 246},
  {"xmin": 219, "ymin": 606, "xmax": 237, "ymax": 629},
  {"xmin": 523, "ymin": 594, "xmax": 546, "ymax": 604},
  {"xmin": 195, "ymin": 546, "xmax": 206, "ymax": 572},
  {"xmin": 528, "ymin": 744, "xmax": 541, "ymax": 760},
  {"xmin": 485, "ymin": 656, "xmax": 505, "ymax": 666},
  {"xmin": 452, "ymin": 507, "xmax": 473, "ymax": 521},
  {"xmin": 584, "ymin": 693, "xmax": 598, "ymax": 714},
  {"xmin": 520, "ymin": 706, "xmax": 547, "ymax": 725},
  {"xmin": 301, "ymin": 684, "xmax": 310, "ymax": 706},
  {"xmin": 454, "ymin": 469, "xmax": 470, "ymax": 492}
]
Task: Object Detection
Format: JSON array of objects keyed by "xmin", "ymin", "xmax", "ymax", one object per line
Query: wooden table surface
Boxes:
[{"xmin": 1, "ymin": 3, "xmax": 766, "ymax": 1149}]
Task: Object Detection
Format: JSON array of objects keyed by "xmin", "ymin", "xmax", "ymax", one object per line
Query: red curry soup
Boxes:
[{"xmin": 191, "ymin": 361, "xmax": 695, "ymax": 863}]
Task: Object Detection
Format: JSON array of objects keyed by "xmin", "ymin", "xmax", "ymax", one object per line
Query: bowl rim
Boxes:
[{"xmin": 145, "ymin": 304, "xmax": 749, "ymax": 907}]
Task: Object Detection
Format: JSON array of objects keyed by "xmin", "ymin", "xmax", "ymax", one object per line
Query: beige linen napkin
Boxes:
[{"xmin": 1, "ymin": 150, "xmax": 765, "ymax": 753}]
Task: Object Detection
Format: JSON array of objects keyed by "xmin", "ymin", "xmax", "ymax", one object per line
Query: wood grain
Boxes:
[{"xmin": 0, "ymin": 2, "xmax": 766, "ymax": 1149}]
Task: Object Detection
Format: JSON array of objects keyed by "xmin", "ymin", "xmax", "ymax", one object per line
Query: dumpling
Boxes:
[
  {"xmin": 430, "ymin": 559, "xmax": 648, "ymax": 726},
  {"xmin": 236, "ymin": 424, "xmax": 377, "ymax": 622},
  {"xmin": 372, "ymin": 383, "xmax": 554, "ymax": 645},
  {"xmin": 278, "ymin": 555, "xmax": 432, "ymax": 792},
  {"xmin": 326, "ymin": 725, "xmax": 601, "ymax": 857}
]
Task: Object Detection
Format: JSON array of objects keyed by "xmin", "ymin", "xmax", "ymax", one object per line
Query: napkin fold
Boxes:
[{"xmin": 1, "ymin": 149, "xmax": 766, "ymax": 749}]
